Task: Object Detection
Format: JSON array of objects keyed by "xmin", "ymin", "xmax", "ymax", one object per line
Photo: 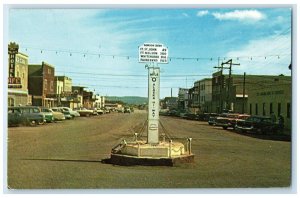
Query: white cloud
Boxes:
[
  {"xmin": 212, "ymin": 10, "xmax": 266, "ymax": 22},
  {"xmin": 196, "ymin": 10, "xmax": 209, "ymax": 17},
  {"xmin": 182, "ymin": 13, "xmax": 189, "ymax": 18},
  {"xmin": 225, "ymin": 34, "xmax": 291, "ymax": 75}
]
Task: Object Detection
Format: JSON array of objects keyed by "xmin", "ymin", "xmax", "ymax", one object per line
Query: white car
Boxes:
[
  {"xmin": 76, "ymin": 108, "xmax": 94, "ymax": 117},
  {"xmin": 62, "ymin": 107, "xmax": 80, "ymax": 117}
]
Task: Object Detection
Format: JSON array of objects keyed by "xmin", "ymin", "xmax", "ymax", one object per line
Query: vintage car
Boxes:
[
  {"xmin": 8, "ymin": 106, "xmax": 45, "ymax": 126},
  {"xmin": 42, "ymin": 107, "xmax": 65, "ymax": 121},
  {"xmin": 236, "ymin": 115, "xmax": 279, "ymax": 134},
  {"xmin": 76, "ymin": 108, "xmax": 94, "ymax": 117},
  {"xmin": 208, "ymin": 113, "xmax": 219, "ymax": 125},
  {"xmin": 62, "ymin": 107, "xmax": 80, "ymax": 118},
  {"xmin": 40, "ymin": 107, "xmax": 54, "ymax": 123},
  {"xmin": 124, "ymin": 107, "xmax": 131, "ymax": 113},
  {"xmin": 185, "ymin": 113, "xmax": 199, "ymax": 120},
  {"xmin": 96, "ymin": 108, "xmax": 104, "ymax": 115},
  {"xmin": 51, "ymin": 107, "xmax": 73, "ymax": 119},
  {"xmin": 215, "ymin": 113, "xmax": 250, "ymax": 130}
]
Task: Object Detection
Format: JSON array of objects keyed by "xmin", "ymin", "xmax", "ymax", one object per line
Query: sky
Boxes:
[{"xmin": 8, "ymin": 7, "xmax": 292, "ymax": 98}]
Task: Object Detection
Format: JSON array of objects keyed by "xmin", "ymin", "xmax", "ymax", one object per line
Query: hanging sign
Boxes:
[
  {"xmin": 8, "ymin": 42, "xmax": 19, "ymax": 77},
  {"xmin": 139, "ymin": 43, "xmax": 168, "ymax": 64}
]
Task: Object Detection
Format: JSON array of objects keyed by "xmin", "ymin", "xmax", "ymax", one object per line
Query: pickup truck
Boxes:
[{"xmin": 215, "ymin": 114, "xmax": 250, "ymax": 130}]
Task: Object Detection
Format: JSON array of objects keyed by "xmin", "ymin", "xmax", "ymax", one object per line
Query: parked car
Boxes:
[
  {"xmin": 62, "ymin": 107, "xmax": 80, "ymax": 118},
  {"xmin": 130, "ymin": 107, "xmax": 134, "ymax": 113},
  {"xmin": 52, "ymin": 110, "xmax": 66, "ymax": 121},
  {"xmin": 8, "ymin": 106, "xmax": 45, "ymax": 126},
  {"xmin": 185, "ymin": 113, "xmax": 199, "ymax": 120},
  {"xmin": 42, "ymin": 107, "xmax": 65, "ymax": 121},
  {"xmin": 40, "ymin": 107, "xmax": 54, "ymax": 123},
  {"xmin": 105, "ymin": 108, "xmax": 111, "ymax": 114},
  {"xmin": 168, "ymin": 109, "xmax": 178, "ymax": 116},
  {"xmin": 96, "ymin": 108, "xmax": 104, "ymax": 115},
  {"xmin": 159, "ymin": 109, "xmax": 169, "ymax": 116},
  {"xmin": 215, "ymin": 114, "xmax": 250, "ymax": 130},
  {"xmin": 124, "ymin": 107, "xmax": 131, "ymax": 113},
  {"xmin": 51, "ymin": 107, "xmax": 73, "ymax": 119},
  {"xmin": 236, "ymin": 115, "xmax": 279, "ymax": 134},
  {"xmin": 208, "ymin": 113, "xmax": 219, "ymax": 125},
  {"xmin": 76, "ymin": 108, "xmax": 94, "ymax": 117}
]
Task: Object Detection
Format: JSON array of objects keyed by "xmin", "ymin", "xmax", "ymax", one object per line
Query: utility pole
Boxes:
[
  {"xmin": 242, "ymin": 72, "xmax": 246, "ymax": 114},
  {"xmin": 215, "ymin": 59, "xmax": 240, "ymax": 112}
]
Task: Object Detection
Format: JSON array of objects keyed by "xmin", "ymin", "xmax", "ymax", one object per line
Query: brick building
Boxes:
[{"xmin": 28, "ymin": 62, "xmax": 55, "ymax": 107}]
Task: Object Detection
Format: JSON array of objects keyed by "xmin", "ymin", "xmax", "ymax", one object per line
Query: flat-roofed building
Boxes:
[{"xmin": 28, "ymin": 61, "xmax": 55, "ymax": 107}]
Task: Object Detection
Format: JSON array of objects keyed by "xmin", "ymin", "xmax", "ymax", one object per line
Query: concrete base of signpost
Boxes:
[{"xmin": 107, "ymin": 140, "xmax": 195, "ymax": 166}]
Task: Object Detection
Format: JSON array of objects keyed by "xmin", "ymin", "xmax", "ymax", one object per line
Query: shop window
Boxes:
[
  {"xmin": 255, "ymin": 103, "xmax": 258, "ymax": 115},
  {"xmin": 287, "ymin": 103, "xmax": 291, "ymax": 118},
  {"xmin": 270, "ymin": 103, "xmax": 273, "ymax": 115},
  {"xmin": 50, "ymin": 81, "xmax": 54, "ymax": 91},
  {"xmin": 44, "ymin": 79, "xmax": 47, "ymax": 90},
  {"xmin": 278, "ymin": 103, "xmax": 281, "ymax": 117},
  {"xmin": 8, "ymin": 98, "xmax": 14, "ymax": 107}
]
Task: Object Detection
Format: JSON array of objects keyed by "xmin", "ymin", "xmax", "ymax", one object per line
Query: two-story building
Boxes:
[
  {"xmin": 178, "ymin": 88, "xmax": 189, "ymax": 110},
  {"xmin": 94, "ymin": 95, "xmax": 105, "ymax": 109},
  {"xmin": 28, "ymin": 62, "xmax": 55, "ymax": 107},
  {"xmin": 55, "ymin": 76, "xmax": 73, "ymax": 107},
  {"xmin": 191, "ymin": 78, "xmax": 212, "ymax": 113}
]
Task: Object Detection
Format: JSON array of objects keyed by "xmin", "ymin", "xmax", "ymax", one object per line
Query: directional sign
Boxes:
[{"xmin": 139, "ymin": 43, "xmax": 168, "ymax": 64}]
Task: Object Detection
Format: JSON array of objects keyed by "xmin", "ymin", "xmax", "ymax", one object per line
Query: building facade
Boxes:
[
  {"xmin": 178, "ymin": 88, "xmax": 189, "ymax": 110},
  {"xmin": 198, "ymin": 78, "xmax": 212, "ymax": 113},
  {"xmin": 28, "ymin": 62, "xmax": 55, "ymax": 107},
  {"xmin": 160, "ymin": 97, "xmax": 178, "ymax": 110},
  {"xmin": 55, "ymin": 76, "xmax": 73, "ymax": 107},
  {"xmin": 211, "ymin": 71, "xmax": 227, "ymax": 113},
  {"xmin": 71, "ymin": 86, "xmax": 85, "ymax": 109},
  {"xmin": 8, "ymin": 42, "xmax": 30, "ymax": 106},
  {"xmin": 247, "ymin": 76, "xmax": 291, "ymax": 131},
  {"xmin": 94, "ymin": 95, "xmax": 105, "ymax": 109}
]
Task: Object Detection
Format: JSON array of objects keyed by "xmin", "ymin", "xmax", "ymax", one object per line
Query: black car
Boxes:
[
  {"xmin": 236, "ymin": 115, "xmax": 279, "ymax": 134},
  {"xmin": 207, "ymin": 113, "xmax": 219, "ymax": 125}
]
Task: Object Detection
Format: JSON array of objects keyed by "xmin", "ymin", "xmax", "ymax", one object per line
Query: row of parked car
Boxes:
[
  {"xmin": 7, "ymin": 106, "xmax": 110, "ymax": 127},
  {"xmin": 160, "ymin": 109, "xmax": 281, "ymax": 135},
  {"xmin": 207, "ymin": 113, "xmax": 281, "ymax": 134}
]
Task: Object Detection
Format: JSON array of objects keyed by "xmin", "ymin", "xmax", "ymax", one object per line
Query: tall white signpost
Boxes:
[
  {"xmin": 139, "ymin": 43, "xmax": 168, "ymax": 144},
  {"xmin": 109, "ymin": 43, "xmax": 193, "ymax": 165}
]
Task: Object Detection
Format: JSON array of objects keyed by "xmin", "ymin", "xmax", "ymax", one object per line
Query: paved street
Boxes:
[{"xmin": 7, "ymin": 110, "xmax": 291, "ymax": 189}]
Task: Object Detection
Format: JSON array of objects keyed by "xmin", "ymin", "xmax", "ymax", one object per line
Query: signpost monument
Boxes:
[{"xmin": 108, "ymin": 43, "xmax": 194, "ymax": 166}]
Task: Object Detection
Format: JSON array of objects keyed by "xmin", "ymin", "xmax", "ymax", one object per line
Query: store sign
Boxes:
[
  {"xmin": 147, "ymin": 67, "xmax": 160, "ymax": 144},
  {"xmin": 8, "ymin": 77, "xmax": 22, "ymax": 88},
  {"xmin": 8, "ymin": 42, "xmax": 19, "ymax": 77},
  {"xmin": 139, "ymin": 43, "xmax": 168, "ymax": 64}
]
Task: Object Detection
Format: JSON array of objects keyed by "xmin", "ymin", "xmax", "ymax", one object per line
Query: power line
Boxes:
[
  {"xmin": 20, "ymin": 46, "xmax": 291, "ymax": 62},
  {"xmin": 55, "ymin": 70, "xmax": 211, "ymax": 77}
]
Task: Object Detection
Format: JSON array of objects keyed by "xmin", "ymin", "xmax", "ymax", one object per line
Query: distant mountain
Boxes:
[{"xmin": 106, "ymin": 96, "xmax": 148, "ymax": 105}]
